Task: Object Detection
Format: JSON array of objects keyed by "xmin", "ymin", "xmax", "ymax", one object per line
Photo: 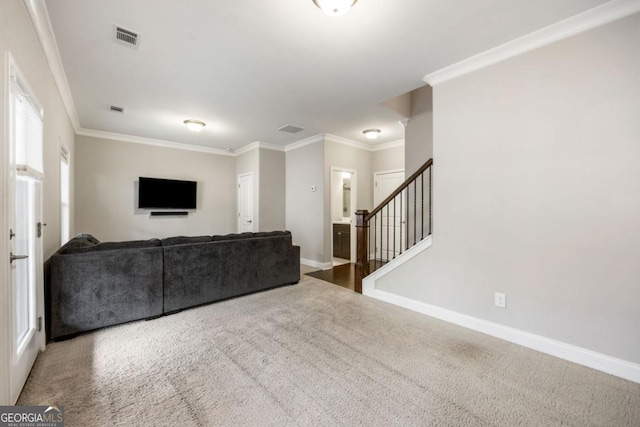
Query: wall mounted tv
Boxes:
[{"xmin": 138, "ymin": 177, "xmax": 197, "ymax": 209}]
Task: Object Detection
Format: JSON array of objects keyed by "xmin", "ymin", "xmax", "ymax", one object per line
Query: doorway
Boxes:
[
  {"xmin": 4, "ymin": 53, "xmax": 45, "ymax": 404},
  {"xmin": 237, "ymin": 172, "xmax": 254, "ymax": 232},
  {"xmin": 374, "ymin": 170, "xmax": 405, "ymax": 261},
  {"xmin": 330, "ymin": 168, "xmax": 356, "ymax": 266}
]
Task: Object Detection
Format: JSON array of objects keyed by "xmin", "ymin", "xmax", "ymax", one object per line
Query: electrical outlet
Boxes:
[{"xmin": 494, "ymin": 292, "xmax": 506, "ymax": 309}]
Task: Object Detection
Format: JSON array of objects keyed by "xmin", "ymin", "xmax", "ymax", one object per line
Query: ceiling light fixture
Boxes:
[
  {"xmin": 312, "ymin": 0, "xmax": 358, "ymax": 16},
  {"xmin": 363, "ymin": 129, "xmax": 381, "ymax": 140},
  {"xmin": 183, "ymin": 119, "xmax": 206, "ymax": 132}
]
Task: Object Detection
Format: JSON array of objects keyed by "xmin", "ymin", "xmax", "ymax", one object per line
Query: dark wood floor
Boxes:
[
  {"xmin": 305, "ymin": 263, "xmax": 355, "ymax": 291},
  {"xmin": 304, "ymin": 260, "xmax": 389, "ymax": 291}
]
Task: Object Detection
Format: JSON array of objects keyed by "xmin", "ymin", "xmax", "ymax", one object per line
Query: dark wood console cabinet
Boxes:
[{"xmin": 333, "ymin": 223, "xmax": 351, "ymax": 259}]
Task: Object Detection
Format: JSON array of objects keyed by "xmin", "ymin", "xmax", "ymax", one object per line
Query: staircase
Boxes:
[{"xmin": 354, "ymin": 159, "xmax": 433, "ymax": 293}]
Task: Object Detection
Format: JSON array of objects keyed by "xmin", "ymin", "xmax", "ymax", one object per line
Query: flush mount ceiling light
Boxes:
[
  {"xmin": 363, "ymin": 129, "xmax": 381, "ymax": 140},
  {"xmin": 312, "ymin": 0, "xmax": 358, "ymax": 16},
  {"xmin": 183, "ymin": 119, "xmax": 206, "ymax": 132}
]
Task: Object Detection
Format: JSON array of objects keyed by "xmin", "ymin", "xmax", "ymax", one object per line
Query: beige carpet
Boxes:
[{"xmin": 19, "ymin": 277, "xmax": 640, "ymax": 426}]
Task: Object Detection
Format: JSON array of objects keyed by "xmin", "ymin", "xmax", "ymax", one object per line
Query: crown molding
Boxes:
[
  {"xmin": 234, "ymin": 142, "xmax": 261, "ymax": 156},
  {"xmin": 23, "ymin": 0, "xmax": 81, "ymax": 131},
  {"xmin": 285, "ymin": 133, "xmax": 405, "ymax": 153},
  {"xmin": 284, "ymin": 134, "xmax": 325, "ymax": 152},
  {"xmin": 370, "ymin": 139, "xmax": 405, "ymax": 152},
  {"xmin": 424, "ymin": 0, "xmax": 640, "ymax": 86},
  {"xmin": 76, "ymin": 128, "xmax": 234, "ymax": 156},
  {"xmin": 257, "ymin": 141, "xmax": 285, "ymax": 152},
  {"xmin": 235, "ymin": 141, "xmax": 285, "ymax": 156},
  {"xmin": 325, "ymin": 134, "xmax": 404, "ymax": 152},
  {"xmin": 324, "ymin": 133, "xmax": 372, "ymax": 151}
]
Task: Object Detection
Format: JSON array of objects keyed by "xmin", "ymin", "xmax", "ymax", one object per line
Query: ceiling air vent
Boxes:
[
  {"xmin": 278, "ymin": 124, "xmax": 305, "ymax": 134},
  {"xmin": 110, "ymin": 105, "xmax": 125, "ymax": 113},
  {"xmin": 114, "ymin": 25, "xmax": 140, "ymax": 49}
]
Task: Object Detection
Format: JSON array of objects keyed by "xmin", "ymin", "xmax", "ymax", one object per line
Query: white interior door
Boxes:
[
  {"xmin": 238, "ymin": 173, "xmax": 254, "ymax": 232},
  {"xmin": 5, "ymin": 53, "xmax": 44, "ymax": 403},
  {"xmin": 10, "ymin": 176, "xmax": 42, "ymax": 403},
  {"xmin": 374, "ymin": 171, "xmax": 405, "ymax": 261}
]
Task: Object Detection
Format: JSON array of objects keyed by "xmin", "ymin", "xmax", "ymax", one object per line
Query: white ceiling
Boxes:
[{"xmin": 44, "ymin": 0, "xmax": 609, "ymax": 151}]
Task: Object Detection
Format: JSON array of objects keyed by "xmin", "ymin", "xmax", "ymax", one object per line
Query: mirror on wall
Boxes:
[
  {"xmin": 331, "ymin": 170, "xmax": 353, "ymax": 223},
  {"xmin": 342, "ymin": 178, "xmax": 351, "ymax": 218}
]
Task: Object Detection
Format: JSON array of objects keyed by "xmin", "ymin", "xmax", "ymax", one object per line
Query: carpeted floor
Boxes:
[{"xmin": 18, "ymin": 277, "xmax": 640, "ymax": 426}]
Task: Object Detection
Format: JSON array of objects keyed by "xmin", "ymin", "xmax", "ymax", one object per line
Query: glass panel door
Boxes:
[
  {"xmin": 13, "ymin": 176, "xmax": 36, "ymax": 351},
  {"xmin": 10, "ymin": 175, "xmax": 41, "ymax": 403}
]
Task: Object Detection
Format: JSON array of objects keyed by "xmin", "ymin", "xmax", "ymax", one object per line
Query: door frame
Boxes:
[
  {"xmin": 237, "ymin": 172, "xmax": 256, "ymax": 232},
  {"xmin": 329, "ymin": 167, "xmax": 357, "ymax": 263},
  {"xmin": 1, "ymin": 51, "xmax": 12, "ymax": 406},
  {"xmin": 2, "ymin": 52, "xmax": 46, "ymax": 404},
  {"xmin": 373, "ymin": 168, "xmax": 405, "ymax": 198},
  {"xmin": 373, "ymin": 169, "xmax": 405, "ymax": 261}
]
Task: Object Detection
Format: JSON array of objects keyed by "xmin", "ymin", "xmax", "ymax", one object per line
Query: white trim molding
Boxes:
[
  {"xmin": 76, "ymin": 128, "xmax": 234, "ymax": 156},
  {"xmin": 1, "ymin": 51, "xmax": 13, "ymax": 406},
  {"xmin": 370, "ymin": 139, "xmax": 404, "ymax": 152},
  {"xmin": 234, "ymin": 141, "xmax": 284, "ymax": 156},
  {"xmin": 424, "ymin": 0, "xmax": 640, "ymax": 86},
  {"xmin": 363, "ymin": 236, "xmax": 432, "ymax": 293},
  {"xmin": 23, "ymin": 0, "xmax": 80, "ymax": 131},
  {"xmin": 324, "ymin": 134, "xmax": 372, "ymax": 151},
  {"xmin": 300, "ymin": 258, "xmax": 333, "ymax": 271},
  {"xmin": 364, "ymin": 278, "xmax": 640, "ymax": 385},
  {"xmin": 286, "ymin": 133, "xmax": 404, "ymax": 153},
  {"xmin": 284, "ymin": 134, "xmax": 326, "ymax": 152}
]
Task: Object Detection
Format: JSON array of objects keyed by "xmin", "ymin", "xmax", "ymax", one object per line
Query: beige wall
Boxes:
[
  {"xmin": 285, "ymin": 141, "xmax": 324, "ymax": 262},
  {"xmin": 372, "ymin": 145, "xmax": 404, "ymax": 174},
  {"xmin": 258, "ymin": 148, "xmax": 285, "ymax": 231},
  {"xmin": 376, "ymin": 13, "xmax": 640, "ymax": 364},
  {"xmin": 404, "ymin": 85, "xmax": 433, "ymax": 175},
  {"xmin": 324, "ymin": 139, "xmax": 373, "ymax": 262},
  {"xmin": 287, "ymin": 138, "xmax": 401, "ymax": 265},
  {"xmin": 1, "ymin": 1, "xmax": 76, "ymax": 259},
  {"xmin": 0, "ymin": 0, "xmax": 76, "ymax": 404},
  {"xmin": 75, "ymin": 136, "xmax": 236, "ymax": 241}
]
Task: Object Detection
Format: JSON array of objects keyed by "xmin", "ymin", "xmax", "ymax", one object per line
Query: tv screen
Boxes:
[{"xmin": 138, "ymin": 177, "xmax": 197, "ymax": 209}]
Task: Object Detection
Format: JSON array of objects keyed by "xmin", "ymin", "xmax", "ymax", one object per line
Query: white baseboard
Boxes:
[
  {"xmin": 364, "ymin": 287, "xmax": 640, "ymax": 384},
  {"xmin": 300, "ymin": 258, "xmax": 333, "ymax": 270}
]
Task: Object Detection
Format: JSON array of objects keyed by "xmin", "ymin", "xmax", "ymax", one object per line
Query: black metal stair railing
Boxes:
[{"xmin": 354, "ymin": 159, "xmax": 433, "ymax": 293}]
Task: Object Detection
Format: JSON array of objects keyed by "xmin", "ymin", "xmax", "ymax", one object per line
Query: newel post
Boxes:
[{"xmin": 355, "ymin": 210, "xmax": 369, "ymax": 294}]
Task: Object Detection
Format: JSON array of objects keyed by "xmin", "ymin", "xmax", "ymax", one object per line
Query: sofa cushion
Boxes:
[
  {"xmin": 161, "ymin": 236, "xmax": 212, "ymax": 246},
  {"xmin": 75, "ymin": 233, "xmax": 101, "ymax": 244},
  {"xmin": 252, "ymin": 231, "xmax": 291, "ymax": 238},
  {"xmin": 60, "ymin": 239, "xmax": 161, "ymax": 254},
  {"xmin": 57, "ymin": 234, "xmax": 100, "ymax": 253},
  {"xmin": 211, "ymin": 232, "xmax": 254, "ymax": 242}
]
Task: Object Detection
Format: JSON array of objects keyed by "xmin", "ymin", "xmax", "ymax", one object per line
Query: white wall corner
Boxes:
[
  {"xmin": 23, "ymin": 0, "xmax": 81, "ymax": 131},
  {"xmin": 424, "ymin": 0, "xmax": 640, "ymax": 86},
  {"xmin": 284, "ymin": 134, "xmax": 326, "ymax": 152},
  {"xmin": 235, "ymin": 141, "xmax": 285, "ymax": 156},
  {"xmin": 234, "ymin": 142, "xmax": 261, "ymax": 156},
  {"xmin": 300, "ymin": 258, "xmax": 333, "ymax": 271}
]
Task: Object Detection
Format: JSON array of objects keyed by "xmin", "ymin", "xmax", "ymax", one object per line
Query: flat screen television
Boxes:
[{"xmin": 138, "ymin": 177, "xmax": 197, "ymax": 209}]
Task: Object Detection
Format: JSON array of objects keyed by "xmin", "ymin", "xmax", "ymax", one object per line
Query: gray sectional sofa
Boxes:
[{"xmin": 46, "ymin": 231, "xmax": 300, "ymax": 340}]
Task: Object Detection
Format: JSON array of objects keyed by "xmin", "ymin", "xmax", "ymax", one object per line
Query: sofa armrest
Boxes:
[{"xmin": 48, "ymin": 246, "xmax": 163, "ymax": 339}]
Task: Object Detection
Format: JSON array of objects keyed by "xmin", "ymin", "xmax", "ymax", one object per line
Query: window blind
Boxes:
[{"xmin": 12, "ymin": 81, "xmax": 44, "ymax": 179}]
